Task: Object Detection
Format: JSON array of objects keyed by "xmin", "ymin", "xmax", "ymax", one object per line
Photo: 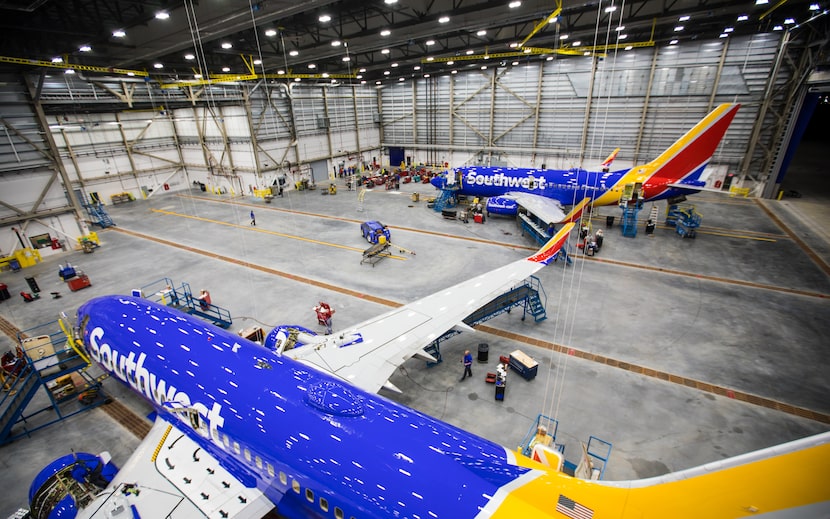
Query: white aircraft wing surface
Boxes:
[
  {"xmin": 504, "ymin": 191, "xmax": 568, "ymax": 224},
  {"xmin": 284, "ymin": 223, "xmax": 574, "ymax": 394},
  {"xmin": 78, "ymin": 417, "xmax": 274, "ymax": 519}
]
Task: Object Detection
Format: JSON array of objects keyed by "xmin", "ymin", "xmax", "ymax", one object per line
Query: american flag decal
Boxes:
[{"xmin": 556, "ymin": 494, "xmax": 594, "ymax": 519}]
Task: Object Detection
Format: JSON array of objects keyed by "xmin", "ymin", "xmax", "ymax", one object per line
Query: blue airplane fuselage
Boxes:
[{"xmin": 79, "ymin": 295, "xmax": 529, "ymax": 519}]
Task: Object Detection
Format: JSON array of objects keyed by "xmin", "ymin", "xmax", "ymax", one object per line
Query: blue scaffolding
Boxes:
[{"xmin": 139, "ymin": 278, "xmax": 233, "ymax": 329}]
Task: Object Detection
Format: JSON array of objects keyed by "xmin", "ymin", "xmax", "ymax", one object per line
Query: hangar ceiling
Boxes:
[{"xmin": 0, "ymin": 0, "xmax": 826, "ymax": 85}]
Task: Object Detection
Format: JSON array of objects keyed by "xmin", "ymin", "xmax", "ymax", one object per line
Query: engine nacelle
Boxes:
[{"xmin": 29, "ymin": 452, "xmax": 118, "ymax": 519}]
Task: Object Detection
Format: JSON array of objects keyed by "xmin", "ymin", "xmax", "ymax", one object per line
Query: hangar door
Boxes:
[
  {"xmin": 389, "ymin": 147, "xmax": 405, "ymax": 169},
  {"xmin": 309, "ymin": 159, "xmax": 329, "ymax": 184}
]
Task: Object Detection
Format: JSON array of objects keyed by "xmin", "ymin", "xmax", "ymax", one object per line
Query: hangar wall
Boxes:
[{"xmin": 0, "ymin": 32, "xmax": 805, "ymax": 256}]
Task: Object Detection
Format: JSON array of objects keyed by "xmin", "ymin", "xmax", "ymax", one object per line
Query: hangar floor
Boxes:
[{"xmin": 0, "ymin": 172, "xmax": 828, "ymax": 516}]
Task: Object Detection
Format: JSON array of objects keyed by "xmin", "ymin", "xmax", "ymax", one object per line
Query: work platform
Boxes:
[{"xmin": 141, "ymin": 278, "xmax": 233, "ymax": 329}]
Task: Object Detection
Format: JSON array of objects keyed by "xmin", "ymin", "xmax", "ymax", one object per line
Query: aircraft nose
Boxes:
[{"xmin": 430, "ymin": 176, "xmax": 444, "ymax": 189}]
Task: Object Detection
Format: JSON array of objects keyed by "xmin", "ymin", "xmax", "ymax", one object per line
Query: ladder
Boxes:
[{"xmin": 432, "ymin": 188, "xmax": 457, "ymax": 212}]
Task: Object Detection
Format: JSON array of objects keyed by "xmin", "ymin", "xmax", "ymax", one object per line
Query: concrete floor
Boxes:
[{"xmin": 0, "ymin": 163, "xmax": 828, "ymax": 516}]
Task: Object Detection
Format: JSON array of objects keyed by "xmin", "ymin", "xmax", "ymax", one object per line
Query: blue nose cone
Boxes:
[{"xmin": 430, "ymin": 175, "xmax": 446, "ymax": 189}]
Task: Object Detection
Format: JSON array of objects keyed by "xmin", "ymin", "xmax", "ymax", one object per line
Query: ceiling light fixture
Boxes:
[
  {"xmin": 342, "ymin": 56, "xmax": 351, "ymax": 62},
  {"xmin": 414, "ymin": 65, "xmax": 421, "ymax": 70},
  {"xmin": 381, "ymin": 49, "xmax": 390, "ymax": 54},
  {"xmin": 112, "ymin": 30, "xmax": 126, "ymax": 38},
  {"xmin": 381, "ymin": 29, "xmax": 391, "ymax": 36},
  {"xmin": 466, "ymin": 49, "xmax": 474, "ymax": 55},
  {"xmin": 756, "ymin": 0, "xmax": 769, "ymax": 4},
  {"xmin": 674, "ymin": 25, "xmax": 684, "ymax": 31},
  {"xmin": 221, "ymin": 42, "xmax": 232, "ymax": 49},
  {"xmin": 559, "ymin": 34, "xmax": 568, "ymax": 40},
  {"xmin": 604, "ymin": 6, "xmax": 617, "ymax": 13},
  {"xmin": 773, "ymin": 24, "xmax": 783, "ymax": 30},
  {"xmin": 509, "ymin": 1, "xmax": 521, "ymax": 8},
  {"xmin": 319, "ymin": 14, "xmax": 331, "ymax": 22},
  {"xmin": 451, "ymin": 70, "xmax": 457, "ymax": 74},
  {"xmin": 724, "ymin": 27, "xmax": 734, "ymax": 32},
  {"xmin": 384, "ymin": 70, "xmax": 390, "ymax": 75},
  {"xmin": 446, "ymin": 60, "xmax": 454, "ymax": 65},
  {"xmin": 426, "ymin": 40, "xmax": 435, "ymax": 46},
  {"xmin": 79, "ymin": 45, "xmax": 91, "ymax": 52},
  {"xmin": 438, "ymin": 16, "xmax": 450, "ymax": 23},
  {"xmin": 222, "ymin": 67, "xmax": 230, "ymax": 72},
  {"xmin": 391, "ymin": 62, "xmax": 399, "ymax": 67},
  {"xmin": 679, "ymin": 15, "xmax": 690, "ymax": 21},
  {"xmin": 155, "ymin": 12, "xmax": 169, "ymax": 20},
  {"xmin": 289, "ymin": 50, "xmax": 299, "ymax": 56},
  {"xmin": 154, "ymin": 63, "xmax": 163, "ymax": 69},
  {"xmin": 51, "ymin": 57, "xmax": 63, "ymax": 63},
  {"xmin": 477, "ymin": 30, "xmax": 486, "ymax": 36},
  {"xmin": 65, "ymin": 69, "xmax": 75, "ymax": 74},
  {"xmin": 253, "ymin": 59, "xmax": 262, "ymax": 65},
  {"xmin": 669, "ymin": 39, "xmax": 678, "ymax": 45},
  {"xmin": 615, "ymin": 25, "xmax": 625, "ymax": 31},
  {"xmin": 332, "ymin": 40, "xmax": 342, "ymax": 46},
  {"xmin": 737, "ymin": 14, "xmax": 749, "ymax": 21},
  {"xmin": 625, "ymin": 45, "xmax": 633, "ymax": 50},
  {"xmin": 784, "ymin": 17, "xmax": 795, "ymax": 24},
  {"xmin": 427, "ymin": 56, "xmax": 434, "ymax": 61},
  {"xmin": 308, "ymin": 63, "xmax": 316, "ymax": 69},
  {"xmin": 185, "ymin": 53, "xmax": 195, "ymax": 60},
  {"xmin": 384, "ymin": 0, "xmax": 397, "ymax": 4},
  {"xmin": 322, "ymin": 73, "xmax": 330, "ymax": 78},
  {"xmin": 809, "ymin": 3, "xmax": 820, "ymax": 9},
  {"xmin": 265, "ymin": 29, "xmax": 277, "ymax": 37}
]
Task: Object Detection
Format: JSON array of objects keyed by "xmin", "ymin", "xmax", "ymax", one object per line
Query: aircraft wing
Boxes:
[
  {"xmin": 503, "ymin": 191, "xmax": 568, "ymax": 224},
  {"xmin": 285, "ymin": 224, "xmax": 574, "ymax": 394},
  {"xmin": 77, "ymin": 417, "xmax": 274, "ymax": 519}
]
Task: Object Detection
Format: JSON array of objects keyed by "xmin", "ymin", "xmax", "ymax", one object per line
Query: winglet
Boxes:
[{"xmin": 527, "ymin": 223, "xmax": 574, "ymax": 265}]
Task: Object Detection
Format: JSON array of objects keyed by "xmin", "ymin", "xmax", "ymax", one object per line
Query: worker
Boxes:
[
  {"xmin": 197, "ymin": 289, "xmax": 211, "ymax": 310},
  {"xmin": 314, "ymin": 302, "xmax": 334, "ymax": 334},
  {"xmin": 595, "ymin": 229, "xmax": 604, "ymax": 250},
  {"xmin": 460, "ymin": 350, "xmax": 473, "ymax": 381}
]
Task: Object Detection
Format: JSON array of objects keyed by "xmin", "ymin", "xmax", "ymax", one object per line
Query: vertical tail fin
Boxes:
[{"xmin": 639, "ymin": 103, "xmax": 740, "ymax": 185}]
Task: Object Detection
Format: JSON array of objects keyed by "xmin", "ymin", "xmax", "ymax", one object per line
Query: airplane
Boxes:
[
  {"xmin": 431, "ymin": 104, "xmax": 741, "ymax": 226},
  {"xmin": 33, "ymin": 220, "xmax": 830, "ymax": 519}
]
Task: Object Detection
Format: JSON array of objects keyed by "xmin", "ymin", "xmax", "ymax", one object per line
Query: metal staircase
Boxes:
[
  {"xmin": 82, "ymin": 200, "xmax": 115, "ymax": 228},
  {"xmin": 620, "ymin": 202, "xmax": 641, "ymax": 238},
  {"xmin": 422, "ymin": 275, "xmax": 548, "ymax": 366},
  {"xmin": 432, "ymin": 187, "xmax": 457, "ymax": 212},
  {"xmin": 145, "ymin": 278, "xmax": 233, "ymax": 329}
]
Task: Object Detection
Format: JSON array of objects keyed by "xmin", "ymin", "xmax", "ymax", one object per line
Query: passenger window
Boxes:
[
  {"xmin": 243, "ymin": 447, "xmax": 251, "ymax": 461},
  {"xmin": 320, "ymin": 497, "xmax": 329, "ymax": 512},
  {"xmin": 233, "ymin": 441, "xmax": 240, "ymax": 454},
  {"xmin": 291, "ymin": 480, "xmax": 300, "ymax": 494},
  {"xmin": 222, "ymin": 434, "xmax": 230, "ymax": 447},
  {"xmin": 279, "ymin": 471, "xmax": 287, "ymax": 485},
  {"xmin": 335, "ymin": 507, "xmax": 344, "ymax": 519},
  {"xmin": 267, "ymin": 463, "xmax": 275, "ymax": 477},
  {"xmin": 305, "ymin": 488, "xmax": 314, "ymax": 503},
  {"xmin": 255, "ymin": 455, "xmax": 262, "ymax": 468}
]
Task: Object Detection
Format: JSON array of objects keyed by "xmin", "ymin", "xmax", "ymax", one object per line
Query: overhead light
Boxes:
[
  {"xmin": 669, "ymin": 39, "xmax": 678, "ymax": 45},
  {"xmin": 322, "ymin": 72, "xmax": 330, "ymax": 78},
  {"xmin": 359, "ymin": 68, "xmax": 367, "ymax": 72},
  {"xmin": 342, "ymin": 56, "xmax": 351, "ymax": 62},
  {"xmin": 810, "ymin": 3, "xmax": 820, "ymax": 10},
  {"xmin": 185, "ymin": 53, "xmax": 195, "ymax": 60},
  {"xmin": 509, "ymin": 42, "xmax": 519, "ymax": 48},
  {"xmin": 465, "ymin": 49, "xmax": 474, "ymax": 55},
  {"xmin": 357, "ymin": 75, "xmax": 363, "ymax": 80},
  {"xmin": 724, "ymin": 26, "xmax": 734, "ymax": 32},
  {"xmin": 720, "ymin": 33, "xmax": 729, "ymax": 38},
  {"xmin": 381, "ymin": 49, "xmax": 390, "ymax": 54},
  {"xmin": 127, "ymin": 72, "xmax": 134, "ymax": 76},
  {"xmin": 51, "ymin": 57, "xmax": 63, "ymax": 63},
  {"xmin": 615, "ymin": 25, "xmax": 625, "ymax": 31},
  {"xmin": 604, "ymin": 6, "xmax": 617, "ymax": 13},
  {"xmin": 289, "ymin": 50, "xmax": 299, "ymax": 56},
  {"xmin": 512, "ymin": 61, "xmax": 519, "ymax": 65},
  {"xmin": 79, "ymin": 45, "xmax": 92, "ymax": 52},
  {"xmin": 221, "ymin": 42, "xmax": 232, "ymax": 49},
  {"xmin": 380, "ymin": 29, "xmax": 391, "ymax": 36},
  {"xmin": 509, "ymin": 1, "xmax": 521, "ymax": 8},
  {"xmin": 756, "ymin": 0, "xmax": 769, "ymax": 4},
  {"xmin": 625, "ymin": 45, "xmax": 633, "ymax": 50},
  {"xmin": 737, "ymin": 14, "xmax": 749, "ymax": 22},
  {"xmin": 618, "ymin": 34, "xmax": 627, "ymax": 39},
  {"xmin": 154, "ymin": 63, "xmax": 163, "ymax": 69},
  {"xmin": 477, "ymin": 30, "xmax": 486, "ymax": 36},
  {"xmin": 773, "ymin": 25, "xmax": 783, "ymax": 30},
  {"xmin": 426, "ymin": 40, "xmax": 435, "ymax": 46},
  {"xmin": 391, "ymin": 62, "xmax": 399, "ymax": 67},
  {"xmin": 784, "ymin": 17, "xmax": 795, "ymax": 24},
  {"xmin": 277, "ymin": 69, "xmax": 286, "ymax": 75},
  {"xmin": 446, "ymin": 60, "xmax": 454, "ymax": 65},
  {"xmin": 384, "ymin": 0, "xmax": 397, "ymax": 4},
  {"xmin": 679, "ymin": 15, "xmax": 690, "ymax": 22},
  {"xmin": 451, "ymin": 70, "xmax": 458, "ymax": 74},
  {"xmin": 360, "ymin": 79, "xmax": 366, "ymax": 84},
  {"xmin": 572, "ymin": 40, "xmax": 581, "ymax": 46},
  {"xmin": 112, "ymin": 30, "xmax": 126, "ymax": 38},
  {"xmin": 65, "ymin": 69, "xmax": 75, "ymax": 75},
  {"xmin": 308, "ymin": 63, "xmax": 316, "ymax": 69},
  {"xmin": 674, "ymin": 26, "xmax": 684, "ymax": 31},
  {"xmin": 194, "ymin": 74, "xmax": 202, "ymax": 79},
  {"xmin": 295, "ymin": 78, "xmax": 301, "ymax": 82},
  {"xmin": 481, "ymin": 65, "xmax": 487, "ymax": 70},
  {"xmin": 414, "ymin": 65, "xmax": 421, "ymax": 70},
  {"xmin": 384, "ymin": 70, "xmax": 390, "ymax": 75},
  {"xmin": 523, "ymin": 48, "xmax": 531, "ymax": 53},
  {"xmin": 559, "ymin": 34, "xmax": 568, "ymax": 40},
  {"xmin": 548, "ymin": 16, "xmax": 557, "ymax": 23},
  {"xmin": 155, "ymin": 11, "xmax": 169, "ymax": 20},
  {"xmin": 319, "ymin": 14, "xmax": 331, "ymax": 22},
  {"xmin": 253, "ymin": 59, "xmax": 262, "ymax": 65},
  {"xmin": 438, "ymin": 16, "xmax": 450, "ymax": 23},
  {"xmin": 376, "ymin": 81, "xmax": 382, "ymax": 85},
  {"xmin": 400, "ymin": 77, "xmax": 406, "ymax": 81},
  {"xmin": 427, "ymin": 56, "xmax": 435, "ymax": 61},
  {"xmin": 222, "ymin": 67, "xmax": 230, "ymax": 72},
  {"xmin": 546, "ymin": 56, "xmax": 553, "ymax": 61},
  {"xmin": 332, "ymin": 40, "xmax": 342, "ymax": 46},
  {"xmin": 265, "ymin": 29, "xmax": 277, "ymax": 37}
]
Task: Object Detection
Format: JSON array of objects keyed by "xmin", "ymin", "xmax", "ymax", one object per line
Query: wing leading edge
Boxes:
[{"xmin": 285, "ymin": 224, "xmax": 574, "ymax": 393}]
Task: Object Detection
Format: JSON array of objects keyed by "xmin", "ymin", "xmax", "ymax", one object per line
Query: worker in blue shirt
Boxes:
[{"xmin": 460, "ymin": 350, "xmax": 473, "ymax": 381}]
